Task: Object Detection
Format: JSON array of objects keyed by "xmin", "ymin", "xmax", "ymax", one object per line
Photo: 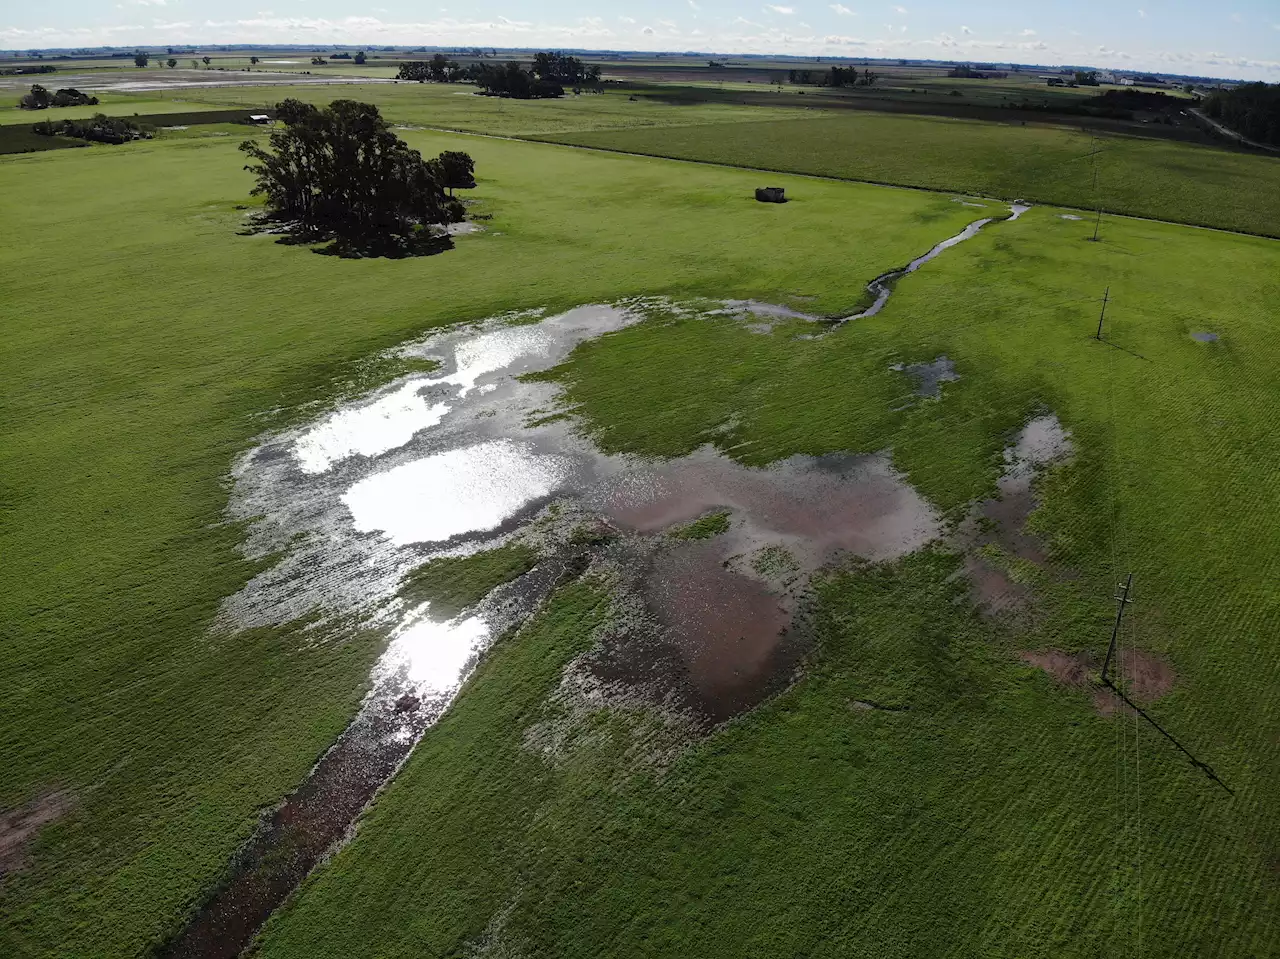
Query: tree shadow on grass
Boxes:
[{"xmin": 242, "ymin": 217, "xmax": 457, "ymax": 259}]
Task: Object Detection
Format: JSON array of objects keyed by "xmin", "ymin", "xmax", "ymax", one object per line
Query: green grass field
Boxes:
[
  {"xmin": 0, "ymin": 122, "xmax": 993, "ymax": 958},
  {"xmin": 538, "ymin": 112, "xmax": 1280, "ymax": 237},
  {"xmin": 3, "ymin": 79, "xmax": 1280, "ymax": 958},
  {"xmin": 249, "ymin": 193, "xmax": 1280, "ymax": 959},
  {"xmin": 1, "ymin": 94, "xmax": 234, "ymax": 123},
  {"xmin": 188, "ymin": 82, "xmax": 800, "ymax": 136}
]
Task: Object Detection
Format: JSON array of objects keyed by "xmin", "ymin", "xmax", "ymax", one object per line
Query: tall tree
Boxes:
[
  {"xmin": 431, "ymin": 151, "xmax": 476, "ymax": 195},
  {"xmin": 19, "ymin": 84, "xmax": 52, "ymax": 109},
  {"xmin": 1204, "ymin": 82, "xmax": 1280, "ymax": 148},
  {"xmin": 239, "ymin": 99, "xmax": 464, "ymax": 255},
  {"xmin": 134, "ymin": 53, "xmax": 149, "ymax": 68},
  {"xmin": 166, "ymin": 58, "xmax": 177, "ymax": 69}
]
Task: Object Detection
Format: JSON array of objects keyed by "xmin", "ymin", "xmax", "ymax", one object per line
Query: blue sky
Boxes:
[{"xmin": 3, "ymin": 0, "xmax": 1278, "ymax": 80}]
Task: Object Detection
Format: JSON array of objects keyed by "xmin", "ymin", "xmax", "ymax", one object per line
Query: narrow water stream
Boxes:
[{"xmin": 722, "ymin": 202, "xmax": 1028, "ymax": 325}]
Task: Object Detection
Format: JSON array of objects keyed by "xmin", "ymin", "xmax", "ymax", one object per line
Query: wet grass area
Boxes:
[
  {"xmin": 9, "ymin": 117, "xmax": 1280, "ymax": 959},
  {"xmin": 169, "ymin": 298, "xmax": 958, "ymax": 949}
]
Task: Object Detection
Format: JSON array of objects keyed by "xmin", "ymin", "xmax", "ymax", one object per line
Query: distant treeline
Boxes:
[
  {"xmin": 19, "ymin": 84, "xmax": 98, "ymax": 109},
  {"xmin": 1, "ymin": 64, "xmax": 57, "ymax": 76},
  {"xmin": 787, "ymin": 66, "xmax": 878, "ymax": 87},
  {"xmin": 946, "ymin": 64, "xmax": 1009, "ymax": 80},
  {"xmin": 33, "ymin": 114, "xmax": 151, "ymax": 144},
  {"xmin": 1010, "ymin": 88, "xmax": 1185, "ymax": 122},
  {"xmin": 1203, "ymin": 83, "xmax": 1280, "ymax": 148},
  {"xmin": 397, "ymin": 51, "xmax": 602, "ymax": 99}
]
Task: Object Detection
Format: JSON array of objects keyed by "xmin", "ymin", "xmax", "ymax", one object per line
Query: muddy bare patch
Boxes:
[
  {"xmin": 535, "ymin": 448, "xmax": 939, "ymax": 727},
  {"xmin": 0, "ymin": 790, "xmax": 73, "ymax": 877},
  {"xmin": 1019, "ymin": 648, "xmax": 1175, "ymax": 715}
]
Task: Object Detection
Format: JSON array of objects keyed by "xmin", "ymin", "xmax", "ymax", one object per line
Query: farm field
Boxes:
[
  {"xmin": 190, "ymin": 81, "xmax": 800, "ymax": 136},
  {"xmin": 251, "ymin": 165, "xmax": 1280, "ymax": 959},
  {"xmin": 539, "ymin": 112, "xmax": 1280, "ymax": 237},
  {"xmin": 2, "ymin": 72, "xmax": 1279, "ymax": 959},
  {"xmin": 0, "ymin": 125, "xmax": 994, "ymax": 957},
  {"xmin": 0, "ymin": 95, "xmax": 234, "ymax": 123}
]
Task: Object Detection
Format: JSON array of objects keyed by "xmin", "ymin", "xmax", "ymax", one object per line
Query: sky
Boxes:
[{"xmin": 3, "ymin": 0, "xmax": 1278, "ymax": 81}]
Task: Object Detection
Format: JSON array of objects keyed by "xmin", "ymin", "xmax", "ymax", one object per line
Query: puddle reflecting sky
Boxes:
[{"xmin": 344, "ymin": 439, "xmax": 572, "ymax": 546}]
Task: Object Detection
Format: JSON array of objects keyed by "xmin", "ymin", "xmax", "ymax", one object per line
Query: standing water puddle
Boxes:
[
  {"xmin": 954, "ymin": 414, "xmax": 1074, "ymax": 613},
  {"xmin": 167, "ymin": 200, "xmax": 1031, "ymax": 957}
]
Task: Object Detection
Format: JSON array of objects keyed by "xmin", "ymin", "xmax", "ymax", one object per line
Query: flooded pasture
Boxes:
[
  {"xmin": 587, "ymin": 447, "xmax": 941, "ymax": 722},
  {"xmin": 175, "ymin": 200, "xmax": 1045, "ymax": 954},
  {"xmin": 890, "ymin": 355, "xmax": 960, "ymax": 398},
  {"xmin": 175, "ymin": 296, "xmax": 960, "ymax": 953},
  {"xmin": 954, "ymin": 414, "xmax": 1073, "ymax": 613},
  {"xmin": 0, "ymin": 69, "xmax": 395, "ymax": 94}
]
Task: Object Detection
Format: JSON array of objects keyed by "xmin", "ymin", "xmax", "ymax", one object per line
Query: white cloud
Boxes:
[
  {"xmin": 5, "ymin": 11, "xmax": 1279, "ymax": 82},
  {"xmin": 1137, "ymin": 8, "xmax": 1146, "ymax": 17},
  {"xmin": 1020, "ymin": 28, "xmax": 1036, "ymax": 36},
  {"xmin": 688, "ymin": 0, "xmax": 699, "ymax": 9},
  {"xmin": 893, "ymin": 5, "xmax": 906, "ymax": 13},
  {"xmin": 960, "ymin": 25, "xmax": 971, "ymax": 34},
  {"xmin": 765, "ymin": 4, "xmax": 794, "ymax": 13},
  {"xmin": 658, "ymin": 19, "xmax": 676, "ymax": 28},
  {"xmin": 829, "ymin": 3, "xmax": 853, "ymax": 13}
]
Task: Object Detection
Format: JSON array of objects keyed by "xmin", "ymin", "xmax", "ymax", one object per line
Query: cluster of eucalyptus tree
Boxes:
[{"xmin": 239, "ymin": 99, "xmax": 476, "ymax": 256}]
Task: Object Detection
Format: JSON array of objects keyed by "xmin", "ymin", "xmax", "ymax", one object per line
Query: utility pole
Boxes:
[
  {"xmin": 1095, "ymin": 572, "xmax": 1235, "ymax": 795},
  {"xmin": 1096, "ymin": 287, "xmax": 1110, "ymax": 341},
  {"xmin": 1090, "ymin": 137, "xmax": 1104, "ymax": 242},
  {"xmin": 1101, "ymin": 572, "xmax": 1133, "ymax": 686}
]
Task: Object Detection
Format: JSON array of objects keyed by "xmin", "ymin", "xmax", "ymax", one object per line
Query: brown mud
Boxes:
[
  {"xmin": 0, "ymin": 789, "xmax": 73, "ymax": 877},
  {"xmin": 1019, "ymin": 648, "xmax": 1176, "ymax": 715},
  {"xmin": 579, "ymin": 448, "xmax": 940, "ymax": 724}
]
